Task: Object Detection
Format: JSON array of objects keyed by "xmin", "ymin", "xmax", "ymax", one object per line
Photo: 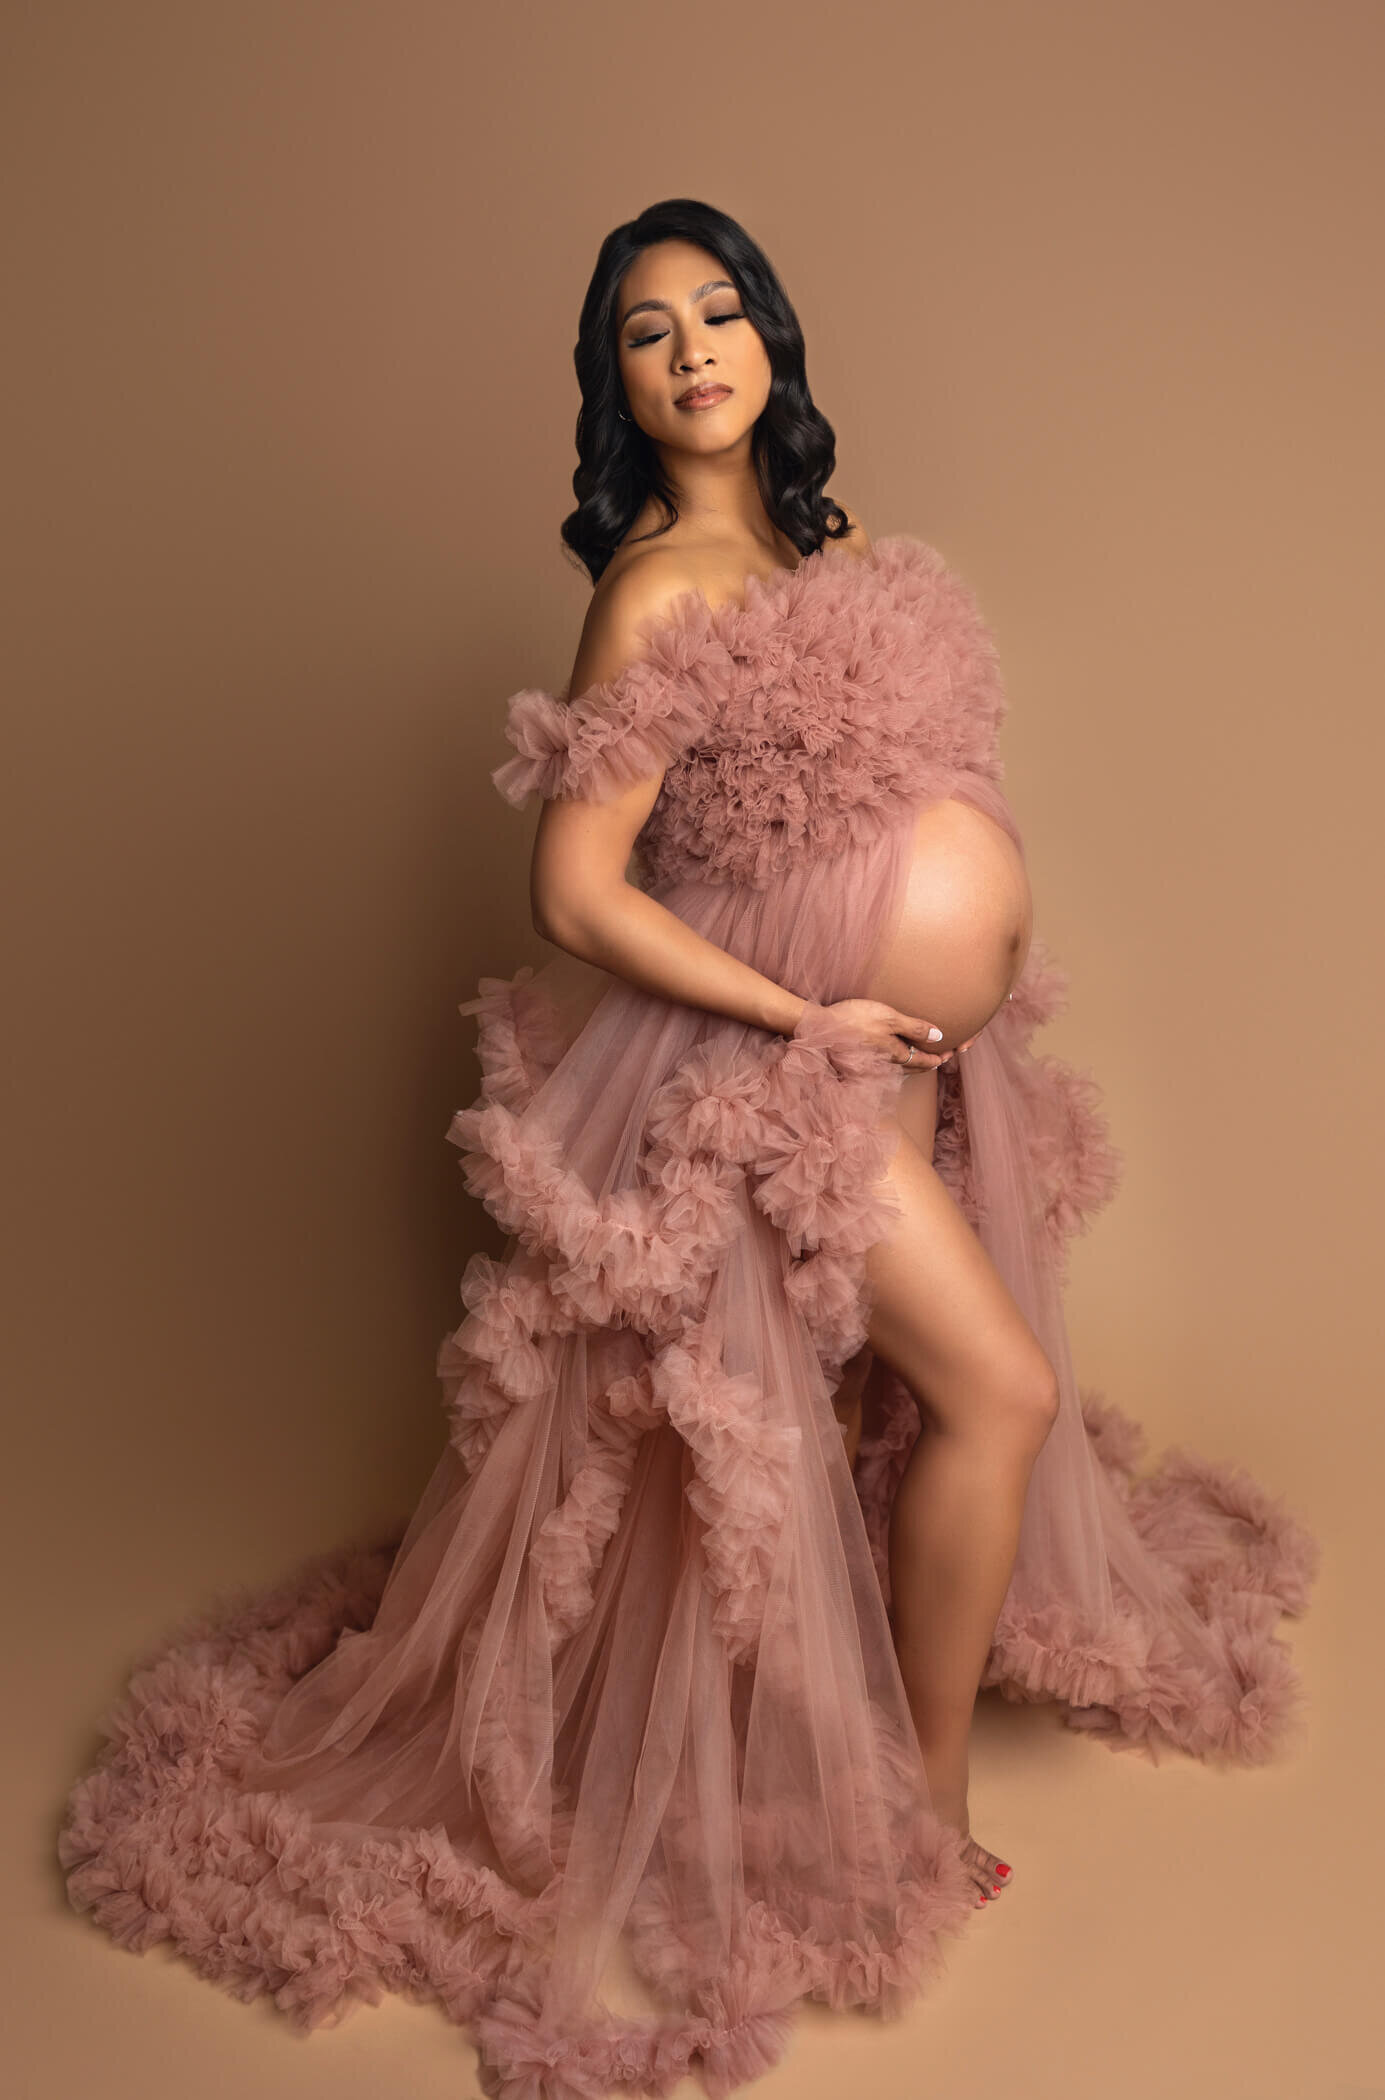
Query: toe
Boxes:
[
  {"xmin": 966, "ymin": 1840, "xmax": 1012, "ymax": 1897},
  {"xmin": 959, "ymin": 1837, "xmax": 999, "ymax": 1903}
]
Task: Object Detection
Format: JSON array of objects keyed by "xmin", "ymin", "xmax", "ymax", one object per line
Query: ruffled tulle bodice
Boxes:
[{"xmin": 492, "ymin": 535, "xmax": 1007, "ymax": 888}]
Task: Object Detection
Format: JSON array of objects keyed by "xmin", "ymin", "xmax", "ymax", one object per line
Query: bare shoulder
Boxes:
[
  {"xmin": 565, "ymin": 545, "xmax": 705, "ymax": 701},
  {"xmin": 830, "ymin": 500, "xmax": 873, "ymax": 557}
]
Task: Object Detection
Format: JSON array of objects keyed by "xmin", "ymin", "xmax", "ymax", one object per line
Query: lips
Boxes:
[{"xmin": 676, "ymin": 384, "xmax": 732, "ymax": 408}]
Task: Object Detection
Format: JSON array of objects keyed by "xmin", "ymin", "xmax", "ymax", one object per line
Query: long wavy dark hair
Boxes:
[{"xmin": 561, "ymin": 198, "xmax": 854, "ymax": 585}]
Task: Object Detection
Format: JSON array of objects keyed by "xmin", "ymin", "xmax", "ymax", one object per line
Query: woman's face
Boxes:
[{"xmin": 614, "ymin": 239, "xmax": 772, "ymax": 456}]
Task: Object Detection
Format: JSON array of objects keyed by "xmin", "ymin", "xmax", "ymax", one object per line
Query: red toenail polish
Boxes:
[{"xmin": 996, "ymin": 1863, "xmax": 1011, "ymax": 1876}]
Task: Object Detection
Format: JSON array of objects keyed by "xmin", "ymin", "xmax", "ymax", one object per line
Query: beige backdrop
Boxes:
[{"xmin": 5, "ymin": 3, "xmax": 1381, "ymax": 2097}]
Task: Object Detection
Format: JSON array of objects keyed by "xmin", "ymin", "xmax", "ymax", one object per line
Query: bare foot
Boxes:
[{"xmin": 933, "ymin": 1790, "xmax": 1013, "ymax": 1908}]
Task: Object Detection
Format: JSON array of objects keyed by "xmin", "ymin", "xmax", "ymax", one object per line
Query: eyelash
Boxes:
[{"xmin": 627, "ymin": 313, "xmax": 745, "ymax": 349}]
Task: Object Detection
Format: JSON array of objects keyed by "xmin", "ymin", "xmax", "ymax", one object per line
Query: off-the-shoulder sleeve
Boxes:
[{"xmin": 490, "ymin": 598, "xmax": 719, "ymax": 808}]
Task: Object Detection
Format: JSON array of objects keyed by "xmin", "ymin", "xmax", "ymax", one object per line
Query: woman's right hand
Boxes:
[{"xmin": 809, "ymin": 998, "xmax": 955, "ymax": 1069}]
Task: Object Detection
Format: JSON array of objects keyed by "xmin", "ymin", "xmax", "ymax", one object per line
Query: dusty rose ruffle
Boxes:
[
  {"xmin": 1010, "ymin": 1406, "xmax": 1321, "ymax": 1765},
  {"xmin": 491, "ymin": 590, "xmax": 721, "ymax": 813},
  {"xmin": 54, "ymin": 1524, "xmax": 974, "ymax": 2100},
  {"xmin": 489, "ymin": 536, "xmax": 1014, "ymax": 890},
  {"xmin": 435, "ymin": 978, "xmax": 907, "ymax": 1676},
  {"xmin": 56, "ymin": 1538, "xmax": 565, "ymax": 2037}
]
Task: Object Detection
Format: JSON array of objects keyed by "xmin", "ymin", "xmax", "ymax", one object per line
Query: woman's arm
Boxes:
[
  {"xmin": 530, "ymin": 556, "xmax": 810, "ymax": 1036},
  {"xmin": 536, "ymin": 792, "xmax": 808, "ymax": 1035}
]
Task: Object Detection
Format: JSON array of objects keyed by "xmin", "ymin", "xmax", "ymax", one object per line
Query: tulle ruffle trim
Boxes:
[
  {"xmin": 491, "ymin": 581, "xmax": 722, "ymax": 813},
  {"xmin": 56, "ymin": 1534, "xmax": 979, "ymax": 2100},
  {"xmin": 56, "ymin": 1540, "xmax": 558, "ymax": 2040},
  {"xmin": 436, "ymin": 975, "xmax": 907, "ymax": 1673}
]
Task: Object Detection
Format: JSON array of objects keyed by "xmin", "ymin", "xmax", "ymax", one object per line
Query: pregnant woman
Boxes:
[{"xmin": 58, "ymin": 200, "xmax": 1320, "ymax": 2100}]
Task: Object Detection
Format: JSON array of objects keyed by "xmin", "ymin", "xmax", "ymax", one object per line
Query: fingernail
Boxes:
[{"xmin": 927, "ymin": 1026, "xmax": 942, "ymax": 1041}]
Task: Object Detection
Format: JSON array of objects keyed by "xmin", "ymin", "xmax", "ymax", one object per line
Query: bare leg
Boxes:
[{"xmin": 860, "ymin": 1071, "xmax": 1059, "ymax": 1905}]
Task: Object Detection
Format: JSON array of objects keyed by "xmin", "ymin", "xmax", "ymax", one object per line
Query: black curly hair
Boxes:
[{"xmin": 561, "ymin": 198, "xmax": 854, "ymax": 584}]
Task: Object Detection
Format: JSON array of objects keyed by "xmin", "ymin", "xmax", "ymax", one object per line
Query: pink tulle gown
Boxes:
[{"xmin": 58, "ymin": 535, "xmax": 1320, "ymax": 2100}]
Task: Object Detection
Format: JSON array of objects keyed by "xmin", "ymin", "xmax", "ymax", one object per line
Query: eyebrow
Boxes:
[{"xmin": 619, "ymin": 279, "xmax": 737, "ymax": 328}]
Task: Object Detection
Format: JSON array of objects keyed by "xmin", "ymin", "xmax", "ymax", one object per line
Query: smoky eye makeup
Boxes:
[{"xmin": 626, "ymin": 312, "xmax": 745, "ymax": 349}]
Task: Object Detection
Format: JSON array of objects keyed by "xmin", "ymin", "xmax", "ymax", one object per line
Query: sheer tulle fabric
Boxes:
[{"xmin": 58, "ymin": 537, "xmax": 1320, "ymax": 2100}]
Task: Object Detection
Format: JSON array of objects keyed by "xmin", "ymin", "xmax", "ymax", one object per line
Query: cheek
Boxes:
[
  {"xmin": 718, "ymin": 350, "xmax": 773, "ymax": 429},
  {"xmin": 735, "ymin": 331, "xmax": 773, "ymax": 390}
]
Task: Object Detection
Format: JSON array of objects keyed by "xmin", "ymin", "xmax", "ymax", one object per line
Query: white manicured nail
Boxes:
[{"xmin": 927, "ymin": 1027, "xmax": 943, "ymax": 1041}]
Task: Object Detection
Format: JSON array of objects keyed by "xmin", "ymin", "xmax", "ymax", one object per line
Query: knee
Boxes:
[
  {"xmin": 971, "ymin": 1350, "xmax": 1059, "ymax": 1450},
  {"xmin": 1002, "ymin": 1353, "xmax": 1061, "ymax": 1445}
]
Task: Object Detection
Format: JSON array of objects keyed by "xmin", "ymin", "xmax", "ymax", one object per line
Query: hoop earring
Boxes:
[{"xmin": 617, "ymin": 408, "xmax": 632, "ymax": 422}]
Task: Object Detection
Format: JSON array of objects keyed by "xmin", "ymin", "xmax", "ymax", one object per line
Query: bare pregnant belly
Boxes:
[{"xmin": 864, "ymin": 797, "xmax": 1033, "ymax": 1049}]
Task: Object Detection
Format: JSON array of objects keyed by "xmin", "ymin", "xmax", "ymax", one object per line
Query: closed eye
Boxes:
[{"xmin": 627, "ymin": 313, "xmax": 745, "ymax": 348}]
